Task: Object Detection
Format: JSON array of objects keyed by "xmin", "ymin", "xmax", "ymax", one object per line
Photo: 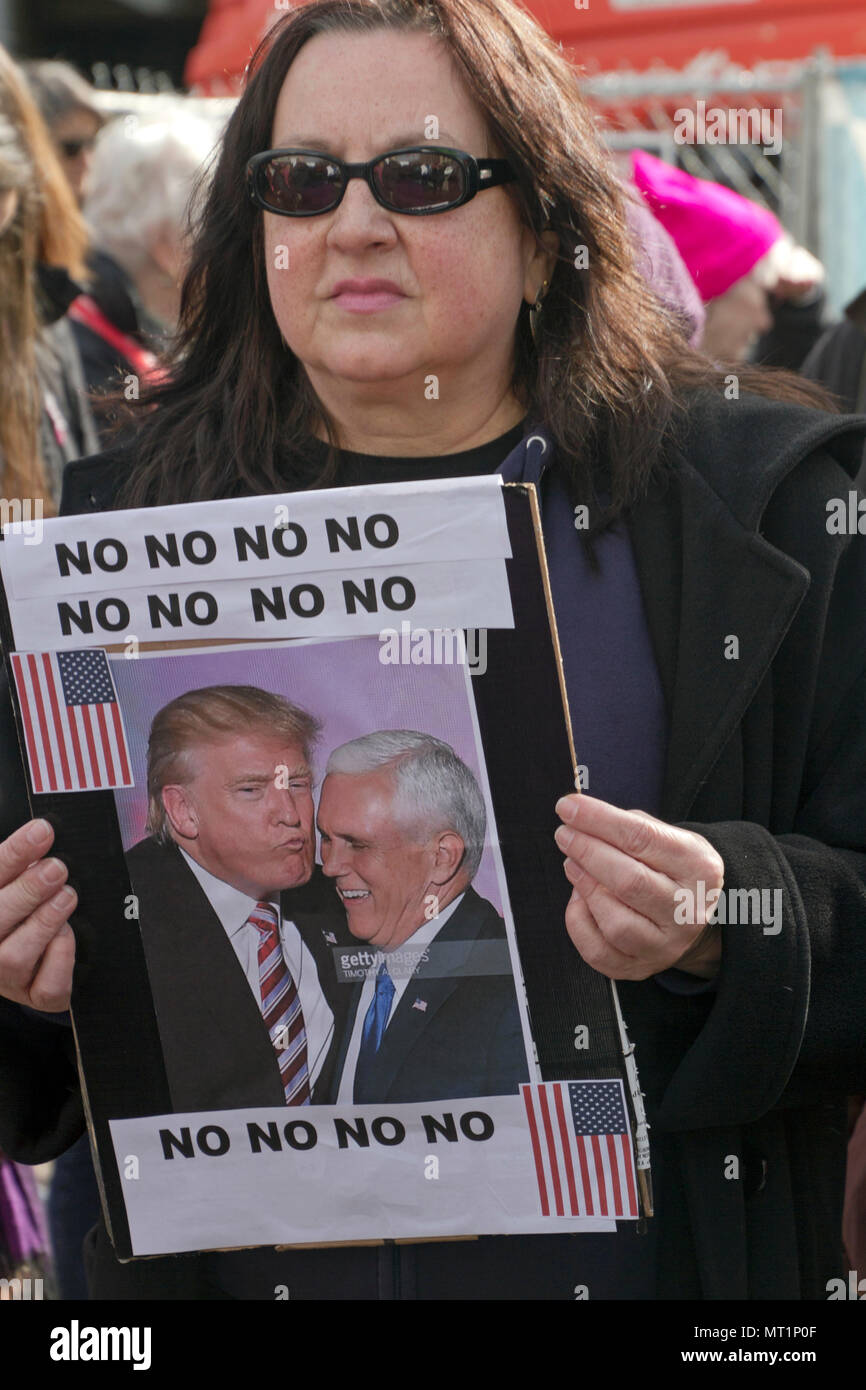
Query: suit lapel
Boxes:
[
  {"xmin": 129, "ymin": 840, "xmax": 287, "ymax": 1109},
  {"xmin": 362, "ymin": 891, "xmax": 488, "ymax": 1100},
  {"xmin": 325, "ymin": 981, "xmax": 364, "ymax": 1103},
  {"xmin": 629, "ymin": 458, "xmax": 809, "ymax": 822},
  {"xmin": 283, "ymin": 869, "xmax": 358, "ymax": 1103}
]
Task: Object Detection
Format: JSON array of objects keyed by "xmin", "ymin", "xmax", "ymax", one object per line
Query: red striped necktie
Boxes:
[{"xmin": 248, "ymin": 901, "xmax": 311, "ymax": 1106}]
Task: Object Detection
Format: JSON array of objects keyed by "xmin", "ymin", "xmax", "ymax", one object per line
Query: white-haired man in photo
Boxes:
[{"xmin": 316, "ymin": 730, "xmax": 529, "ymax": 1104}]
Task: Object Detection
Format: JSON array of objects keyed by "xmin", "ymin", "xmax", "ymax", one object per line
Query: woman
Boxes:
[
  {"xmin": 0, "ymin": 110, "xmax": 55, "ymax": 510},
  {"xmin": 631, "ymin": 149, "xmax": 827, "ymax": 365},
  {"xmin": 71, "ymin": 105, "xmax": 220, "ymax": 441},
  {"xmin": 22, "ymin": 59, "xmax": 104, "ymax": 209},
  {"xmin": 0, "ymin": 46, "xmax": 97, "ymax": 509},
  {"xmin": 0, "ymin": 0, "xmax": 864, "ymax": 1301}
]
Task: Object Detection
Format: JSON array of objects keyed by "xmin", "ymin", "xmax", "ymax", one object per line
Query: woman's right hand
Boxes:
[{"xmin": 0, "ymin": 818, "xmax": 77, "ymax": 1011}]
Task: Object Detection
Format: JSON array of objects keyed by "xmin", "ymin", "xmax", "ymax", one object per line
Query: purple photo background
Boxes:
[{"xmin": 111, "ymin": 636, "xmax": 502, "ymax": 910}]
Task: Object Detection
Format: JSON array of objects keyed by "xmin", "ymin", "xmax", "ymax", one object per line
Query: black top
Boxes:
[
  {"xmin": 60, "ymin": 420, "xmax": 528, "ymax": 514},
  {"xmin": 277, "ymin": 420, "xmax": 527, "ymax": 488}
]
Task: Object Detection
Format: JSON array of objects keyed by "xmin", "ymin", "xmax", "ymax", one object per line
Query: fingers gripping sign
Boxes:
[
  {"xmin": 553, "ymin": 795, "xmax": 724, "ymax": 980},
  {"xmin": 0, "ymin": 819, "xmax": 77, "ymax": 1011}
]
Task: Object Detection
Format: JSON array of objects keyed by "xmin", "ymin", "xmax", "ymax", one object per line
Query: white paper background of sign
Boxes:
[
  {"xmin": 0, "ymin": 476, "xmax": 510, "ymax": 599},
  {"xmin": 6, "ymin": 557, "xmax": 513, "ymax": 649},
  {"xmin": 110, "ymin": 1096, "xmax": 616, "ymax": 1255}
]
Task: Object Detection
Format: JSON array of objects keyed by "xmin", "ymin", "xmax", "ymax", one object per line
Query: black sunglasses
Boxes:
[
  {"xmin": 59, "ymin": 136, "xmax": 97, "ymax": 159},
  {"xmin": 246, "ymin": 145, "xmax": 515, "ymax": 217}
]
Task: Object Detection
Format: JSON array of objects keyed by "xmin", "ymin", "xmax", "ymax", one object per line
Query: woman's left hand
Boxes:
[{"xmin": 554, "ymin": 794, "xmax": 724, "ymax": 980}]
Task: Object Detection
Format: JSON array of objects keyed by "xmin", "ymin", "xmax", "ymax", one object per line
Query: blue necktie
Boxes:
[{"xmin": 354, "ymin": 961, "xmax": 395, "ymax": 1102}]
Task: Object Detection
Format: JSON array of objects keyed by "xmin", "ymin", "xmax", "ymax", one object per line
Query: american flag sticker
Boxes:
[
  {"xmin": 10, "ymin": 649, "xmax": 134, "ymax": 793},
  {"xmin": 522, "ymin": 1079, "xmax": 639, "ymax": 1219}
]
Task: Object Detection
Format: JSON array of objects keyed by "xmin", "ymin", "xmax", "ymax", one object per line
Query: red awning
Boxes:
[{"xmin": 184, "ymin": 0, "xmax": 866, "ymax": 92}]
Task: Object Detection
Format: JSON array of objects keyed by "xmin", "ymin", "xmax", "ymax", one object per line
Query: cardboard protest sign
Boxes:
[{"xmin": 0, "ymin": 479, "xmax": 649, "ymax": 1258}]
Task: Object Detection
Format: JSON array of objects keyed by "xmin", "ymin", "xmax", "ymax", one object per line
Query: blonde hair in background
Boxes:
[
  {"xmin": 0, "ymin": 110, "xmax": 55, "ymax": 511},
  {"xmin": 0, "ymin": 44, "xmax": 88, "ymax": 280}
]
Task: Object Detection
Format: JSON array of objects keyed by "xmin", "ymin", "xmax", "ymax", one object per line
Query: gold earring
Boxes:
[{"xmin": 529, "ymin": 279, "xmax": 549, "ymax": 345}]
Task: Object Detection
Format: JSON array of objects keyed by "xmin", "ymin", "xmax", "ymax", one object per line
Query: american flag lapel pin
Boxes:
[{"xmin": 412, "ymin": 997, "xmax": 428, "ymax": 1012}]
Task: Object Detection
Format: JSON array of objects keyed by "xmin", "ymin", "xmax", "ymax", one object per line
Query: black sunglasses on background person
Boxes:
[
  {"xmin": 59, "ymin": 135, "xmax": 98, "ymax": 159},
  {"xmin": 246, "ymin": 145, "xmax": 516, "ymax": 216}
]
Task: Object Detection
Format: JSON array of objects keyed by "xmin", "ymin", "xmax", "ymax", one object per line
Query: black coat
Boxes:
[
  {"xmin": 1, "ymin": 387, "xmax": 865, "ymax": 1299},
  {"xmin": 323, "ymin": 886, "xmax": 528, "ymax": 1105},
  {"xmin": 31, "ymin": 265, "xmax": 100, "ymax": 505},
  {"xmin": 124, "ymin": 837, "xmax": 351, "ymax": 1111}
]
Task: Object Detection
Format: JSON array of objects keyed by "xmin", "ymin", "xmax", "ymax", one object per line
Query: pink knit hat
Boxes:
[{"xmin": 630, "ymin": 149, "xmax": 783, "ymax": 302}]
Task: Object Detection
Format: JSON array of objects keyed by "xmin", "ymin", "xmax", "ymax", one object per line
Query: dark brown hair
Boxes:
[{"xmin": 118, "ymin": 0, "xmax": 830, "ymax": 520}]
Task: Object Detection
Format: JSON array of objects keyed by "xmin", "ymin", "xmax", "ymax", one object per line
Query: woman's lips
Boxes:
[{"xmin": 331, "ymin": 289, "xmax": 405, "ymax": 312}]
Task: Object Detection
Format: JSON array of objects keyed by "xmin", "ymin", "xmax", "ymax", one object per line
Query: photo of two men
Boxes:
[{"xmin": 122, "ymin": 681, "xmax": 530, "ymax": 1117}]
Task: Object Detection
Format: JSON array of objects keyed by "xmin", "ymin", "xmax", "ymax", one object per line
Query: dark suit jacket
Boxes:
[
  {"xmin": 323, "ymin": 886, "xmax": 529, "ymax": 1105},
  {"xmin": 124, "ymin": 837, "xmax": 352, "ymax": 1111}
]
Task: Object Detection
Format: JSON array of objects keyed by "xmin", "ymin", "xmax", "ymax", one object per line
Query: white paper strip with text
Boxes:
[
  {"xmin": 110, "ymin": 1093, "xmax": 623, "ymax": 1255},
  {"xmin": 0, "ymin": 478, "xmax": 513, "ymax": 648}
]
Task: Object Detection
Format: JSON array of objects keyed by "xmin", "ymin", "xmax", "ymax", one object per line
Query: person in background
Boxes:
[
  {"xmin": 631, "ymin": 149, "xmax": 826, "ymax": 366},
  {"xmin": 70, "ymin": 107, "xmax": 221, "ymax": 439},
  {"xmin": 20, "ymin": 60, "xmax": 104, "ymax": 209},
  {"xmin": 802, "ymin": 285, "xmax": 866, "ymax": 417},
  {"xmin": 0, "ymin": 48, "xmax": 96, "ymax": 509},
  {"xmin": 0, "ymin": 1151, "xmax": 53, "ymax": 1299},
  {"xmin": 24, "ymin": 58, "xmax": 154, "ymax": 440},
  {"xmin": 0, "ymin": 46, "xmax": 99, "ymax": 1296},
  {"xmin": 621, "ymin": 182, "xmax": 705, "ymax": 348},
  {"xmin": 0, "ymin": 112, "xmax": 59, "ymax": 511},
  {"xmin": 25, "ymin": 63, "xmax": 219, "ymax": 440}
]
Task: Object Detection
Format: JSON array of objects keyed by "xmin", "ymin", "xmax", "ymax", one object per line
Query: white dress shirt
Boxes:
[
  {"xmin": 336, "ymin": 893, "xmax": 465, "ymax": 1104},
  {"xmin": 179, "ymin": 849, "xmax": 335, "ymax": 1090}
]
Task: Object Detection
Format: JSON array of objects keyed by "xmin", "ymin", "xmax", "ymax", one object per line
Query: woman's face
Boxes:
[
  {"xmin": 51, "ymin": 109, "xmax": 100, "ymax": 207},
  {"xmin": 262, "ymin": 28, "xmax": 551, "ymax": 419}
]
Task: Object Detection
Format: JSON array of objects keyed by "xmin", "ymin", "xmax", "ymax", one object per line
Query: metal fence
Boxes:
[
  {"xmin": 85, "ymin": 52, "xmax": 866, "ymax": 316},
  {"xmin": 583, "ymin": 49, "xmax": 866, "ymax": 316},
  {"xmin": 87, "ymin": 64, "xmax": 236, "ymax": 136}
]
